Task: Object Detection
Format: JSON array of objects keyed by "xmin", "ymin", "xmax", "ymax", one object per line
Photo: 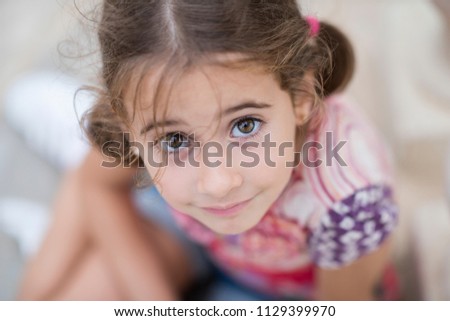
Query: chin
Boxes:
[{"xmin": 207, "ymin": 214, "xmax": 264, "ymax": 236}]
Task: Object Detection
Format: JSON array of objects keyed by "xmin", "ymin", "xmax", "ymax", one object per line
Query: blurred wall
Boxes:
[{"xmin": 0, "ymin": 0, "xmax": 100, "ymax": 99}]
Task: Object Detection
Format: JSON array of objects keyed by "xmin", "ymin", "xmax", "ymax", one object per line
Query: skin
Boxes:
[{"xmin": 18, "ymin": 59, "xmax": 392, "ymax": 300}]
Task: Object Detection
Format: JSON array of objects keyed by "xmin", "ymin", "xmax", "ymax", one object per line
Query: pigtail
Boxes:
[{"xmin": 316, "ymin": 21, "xmax": 355, "ymax": 97}]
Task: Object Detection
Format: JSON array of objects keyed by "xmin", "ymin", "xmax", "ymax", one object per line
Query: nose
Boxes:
[{"xmin": 197, "ymin": 160, "xmax": 243, "ymax": 199}]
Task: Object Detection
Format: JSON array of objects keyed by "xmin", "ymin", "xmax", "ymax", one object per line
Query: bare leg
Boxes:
[
  {"xmin": 18, "ymin": 169, "xmax": 89, "ymax": 300},
  {"xmin": 48, "ymin": 246, "xmax": 125, "ymax": 300},
  {"xmin": 51, "ymin": 212, "xmax": 192, "ymax": 300},
  {"xmin": 46, "ymin": 217, "xmax": 194, "ymax": 300},
  {"xmin": 19, "ymin": 169, "xmax": 194, "ymax": 300}
]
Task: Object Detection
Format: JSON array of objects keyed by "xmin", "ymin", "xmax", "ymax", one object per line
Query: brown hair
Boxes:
[{"xmin": 84, "ymin": 0, "xmax": 355, "ymax": 169}]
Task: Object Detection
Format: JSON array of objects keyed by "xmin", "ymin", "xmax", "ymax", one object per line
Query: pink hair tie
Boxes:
[{"xmin": 305, "ymin": 16, "xmax": 320, "ymax": 37}]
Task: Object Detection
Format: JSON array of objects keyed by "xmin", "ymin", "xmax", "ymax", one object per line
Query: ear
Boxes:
[
  {"xmin": 293, "ymin": 71, "xmax": 315, "ymax": 126},
  {"xmin": 294, "ymin": 96, "xmax": 314, "ymax": 126}
]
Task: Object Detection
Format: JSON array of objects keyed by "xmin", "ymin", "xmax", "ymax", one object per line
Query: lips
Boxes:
[{"xmin": 201, "ymin": 198, "xmax": 252, "ymax": 217}]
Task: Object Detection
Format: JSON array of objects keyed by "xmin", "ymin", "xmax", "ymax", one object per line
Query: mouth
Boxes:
[{"xmin": 201, "ymin": 198, "xmax": 253, "ymax": 217}]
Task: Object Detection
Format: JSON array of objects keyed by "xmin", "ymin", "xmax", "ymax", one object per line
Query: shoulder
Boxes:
[
  {"xmin": 300, "ymin": 95, "xmax": 398, "ymax": 268},
  {"xmin": 302, "ymin": 94, "xmax": 396, "ymax": 207}
]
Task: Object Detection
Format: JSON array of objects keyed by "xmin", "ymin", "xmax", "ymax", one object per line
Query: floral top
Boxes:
[{"xmin": 170, "ymin": 95, "xmax": 398, "ymax": 299}]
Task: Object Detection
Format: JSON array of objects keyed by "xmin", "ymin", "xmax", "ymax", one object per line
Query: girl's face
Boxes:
[{"xmin": 128, "ymin": 60, "xmax": 305, "ymax": 235}]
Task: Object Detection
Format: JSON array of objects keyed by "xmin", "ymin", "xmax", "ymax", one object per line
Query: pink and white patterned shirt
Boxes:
[{"xmin": 170, "ymin": 95, "xmax": 399, "ymax": 299}]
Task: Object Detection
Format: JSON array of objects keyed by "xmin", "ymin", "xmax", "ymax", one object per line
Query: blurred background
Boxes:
[{"xmin": 0, "ymin": 0, "xmax": 449, "ymax": 300}]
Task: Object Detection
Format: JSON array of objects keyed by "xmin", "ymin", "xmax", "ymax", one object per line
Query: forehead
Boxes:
[{"xmin": 124, "ymin": 54, "xmax": 280, "ymax": 122}]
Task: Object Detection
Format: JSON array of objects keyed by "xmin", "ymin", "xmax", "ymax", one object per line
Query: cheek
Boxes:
[
  {"xmin": 254, "ymin": 163, "xmax": 294, "ymax": 190},
  {"xmin": 145, "ymin": 166, "xmax": 192, "ymax": 205},
  {"xmin": 246, "ymin": 127, "xmax": 296, "ymax": 190},
  {"xmin": 242, "ymin": 146, "xmax": 294, "ymax": 191}
]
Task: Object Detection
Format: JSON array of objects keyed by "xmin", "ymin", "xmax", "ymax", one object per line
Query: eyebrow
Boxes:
[{"xmin": 139, "ymin": 101, "xmax": 272, "ymax": 135}]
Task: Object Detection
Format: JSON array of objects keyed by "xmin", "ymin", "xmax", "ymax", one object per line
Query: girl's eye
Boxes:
[
  {"xmin": 231, "ymin": 117, "xmax": 262, "ymax": 138},
  {"xmin": 160, "ymin": 132, "xmax": 189, "ymax": 152}
]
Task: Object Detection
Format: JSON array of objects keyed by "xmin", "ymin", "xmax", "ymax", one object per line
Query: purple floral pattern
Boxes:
[{"xmin": 308, "ymin": 185, "xmax": 398, "ymax": 268}]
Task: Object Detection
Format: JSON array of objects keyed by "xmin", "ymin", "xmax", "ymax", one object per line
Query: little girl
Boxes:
[{"xmin": 18, "ymin": 0, "xmax": 399, "ymax": 300}]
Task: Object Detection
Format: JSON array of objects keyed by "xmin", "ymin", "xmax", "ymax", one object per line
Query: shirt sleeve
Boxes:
[
  {"xmin": 307, "ymin": 184, "xmax": 398, "ymax": 269},
  {"xmin": 304, "ymin": 96, "xmax": 398, "ymax": 269}
]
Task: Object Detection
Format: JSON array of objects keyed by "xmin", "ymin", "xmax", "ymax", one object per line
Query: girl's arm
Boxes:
[
  {"xmin": 78, "ymin": 148, "xmax": 185, "ymax": 300},
  {"xmin": 314, "ymin": 238, "xmax": 393, "ymax": 300}
]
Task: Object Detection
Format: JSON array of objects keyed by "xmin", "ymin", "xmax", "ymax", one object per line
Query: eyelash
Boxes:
[{"xmin": 154, "ymin": 115, "xmax": 265, "ymax": 154}]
